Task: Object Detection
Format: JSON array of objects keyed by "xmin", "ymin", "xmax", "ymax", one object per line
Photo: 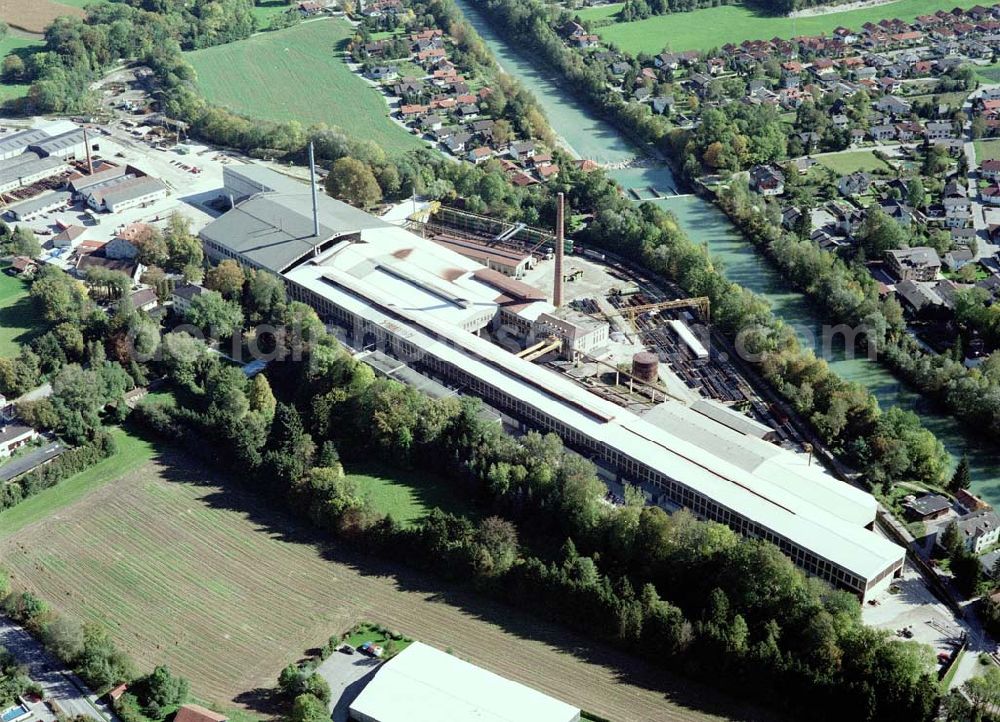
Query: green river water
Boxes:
[{"xmin": 452, "ymin": 0, "xmax": 1000, "ymax": 501}]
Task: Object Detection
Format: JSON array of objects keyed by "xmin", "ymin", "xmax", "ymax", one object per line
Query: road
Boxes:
[{"xmin": 0, "ymin": 617, "xmax": 116, "ymax": 722}]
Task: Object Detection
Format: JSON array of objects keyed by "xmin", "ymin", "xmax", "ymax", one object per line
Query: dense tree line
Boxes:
[{"xmin": 128, "ymin": 266, "xmax": 939, "ymax": 721}]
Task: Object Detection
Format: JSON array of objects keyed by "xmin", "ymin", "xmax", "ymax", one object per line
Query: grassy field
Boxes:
[
  {"xmin": 347, "ymin": 463, "xmax": 479, "ymax": 526},
  {"xmin": 976, "ymin": 139, "xmax": 1000, "ymax": 162},
  {"xmin": 0, "ymin": 428, "xmax": 155, "ymax": 540},
  {"xmin": 250, "ymin": 0, "xmax": 291, "ymax": 25},
  {"xmin": 0, "ymin": 448, "xmax": 776, "ymax": 722},
  {"xmin": 580, "ymin": 0, "xmax": 983, "ymax": 53},
  {"xmin": 0, "ymin": 271, "xmax": 45, "ymax": 356},
  {"xmin": 974, "ymin": 62, "xmax": 1000, "ymax": 84},
  {"xmin": 814, "ymin": 149, "xmax": 891, "ymax": 174},
  {"xmin": 186, "ymin": 19, "xmax": 425, "ymax": 156}
]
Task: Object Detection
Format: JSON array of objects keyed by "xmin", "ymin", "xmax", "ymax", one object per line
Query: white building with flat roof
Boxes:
[{"xmin": 349, "ymin": 642, "xmax": 580, "ymax": 722}]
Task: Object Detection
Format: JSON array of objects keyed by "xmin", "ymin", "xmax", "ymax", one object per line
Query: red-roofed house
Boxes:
[{"xmin": 174, "ymin": 705, "xmax": 227, "ymax": 722}]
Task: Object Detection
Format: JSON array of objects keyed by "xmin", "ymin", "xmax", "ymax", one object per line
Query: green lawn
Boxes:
[
  {"xmin": 250, "ymin": 0, "xmax": 293, "ymax": 26},
  {"xmin": 0, "ymin": 271, "xmax": 45, "ymax": 356},
  {"xmin": 346, "ymin": 462, "xmax": 478, "ymax": 526},
  {"xmin": 185, "ymin": 18, "xmax": 425, "ymax": 156},
  {"xmin": 0, "ymin": 35, "xmax": 44, "ymax": 102},
  {"xmin": 51, "ymin": 0, "xmax": 105, "ymax": 8},
  {"xmin": 0, "ymin": 427, "xmax": 156, "ymax": 540},
  {"xmin": 815, "ymin": 150, "xmax": 890, "ymax": 175},
  {"xmin": 341, "ymin": 622, "xmax": 414, "ymax": 656},
  {"xmin": 974, "ymin": 62, "xmax": 1000, "ymax": 85},
  {"xmin": 976, "ymin": 139, "xmax": 1000, "ymax": 163},
  {"xmin": 580, "ymin": 0, "xmax": 984, "ymax": 53}
]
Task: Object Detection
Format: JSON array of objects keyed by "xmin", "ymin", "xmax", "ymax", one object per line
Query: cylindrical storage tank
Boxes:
[{"xmin": 632, "ymin": 351, "xmax": 659, "ymax": 383}]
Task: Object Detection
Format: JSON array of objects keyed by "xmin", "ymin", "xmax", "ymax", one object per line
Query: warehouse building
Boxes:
[
  {"xmin": 0, "ymin": 153, "xmax": 66, "ymax": 194},
  {"xmin": 6, "ymin": 191, "xmax": 72, "ymax": 222},
  {"xmin": 349, "ymin": 642, "xmax": 580, "ymax": 722},
  {"xmin": 199, "ymin": 166, "xmax": 906, "ymax": 599},
  {"xmin": 0, "ymin": 128, "xmax": 50, "ymax": 161},
  {"xmin": 28, "ymin": 128, "xmax": 87, "ymax": 159},
  {"xmin": 84, "ymin": 175, "xmax": 167, "ymax": 213}
]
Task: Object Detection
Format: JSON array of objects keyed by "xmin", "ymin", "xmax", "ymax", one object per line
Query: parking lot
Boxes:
[{"xmin": 313, "ymin": 647, "xmax": 382, "ymax": 722}]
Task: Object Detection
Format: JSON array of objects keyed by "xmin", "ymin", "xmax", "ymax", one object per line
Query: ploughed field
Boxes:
[
  {"xmin": 0, "ymin": 448, "xmax": 780, "ymax": 722},
  {"xmin": 0, "ymin": 0, "xmax": 84, "ymax": 34}
]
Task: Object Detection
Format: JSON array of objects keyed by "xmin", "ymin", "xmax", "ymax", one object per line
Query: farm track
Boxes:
[{"xmin": 0, "ymin": 449, "xmax": 780, "ymax": 722}]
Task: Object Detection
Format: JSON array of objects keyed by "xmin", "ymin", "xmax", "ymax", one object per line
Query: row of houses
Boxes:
[{"xmin": 356, "ymin": 27, "xmax": 561, "ymax": 184}]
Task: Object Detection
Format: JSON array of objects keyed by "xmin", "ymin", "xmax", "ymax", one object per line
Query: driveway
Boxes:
[
  {"xmin": 0, "ymin": 617, "xmax": 116, "ymax": 722},
  {"xmin": 313, "ymin": 649, "xmax": 381, "ymax": 722}
]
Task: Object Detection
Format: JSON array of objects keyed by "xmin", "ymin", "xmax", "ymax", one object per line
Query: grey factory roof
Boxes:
[
  {"xmin": 91, "ymin": 175, "xmax": 166, "ymax": 208},
  {"xmin": 0, "ymin": 128, "xmax": 50, "ymax": 157},
  {"xmin": 28, "ymin": 128, "xmax": 84, "ymax": 156},
  {"xmin": 223, "ymin": 164, "xmax": 307, "ymax": 196},
  {"xmin": 0, "ymin": 153, "xmax": 64, "ymax": 187},
  {"xmin": 6, "ymin": 191, "xmax": 72, "ymax": 217},
  {"xmin": 70, "ymin": 165, "xmax": 128, "ymax": 193},
  {"xmin": 199, "ymin": 190, "xmax": 391, "ymax": 273}
]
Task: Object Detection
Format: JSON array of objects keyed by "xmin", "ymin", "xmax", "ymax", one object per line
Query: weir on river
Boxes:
[{"xmin": 450, "ymin": 0, "xmax": 1000, "ymax": 502}]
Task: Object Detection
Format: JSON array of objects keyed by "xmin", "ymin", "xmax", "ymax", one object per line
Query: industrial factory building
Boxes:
[
  {"xmin": 198, "ymin": 164, "xmax": 905, "ymax": 599},
  {"xmin": 349, "ymin": 642, "xmax": 580, "ymax": 722}
]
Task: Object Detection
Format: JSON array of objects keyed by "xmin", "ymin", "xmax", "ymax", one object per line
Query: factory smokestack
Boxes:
[
  {"xmin": 553, "ymin": 192, "xmax": 564, "ymax": 308},
  {"xmin": 83, "ymin": 127, "xmax": 93, "ymax": 176},
  {"xmin": 308, "ymin": 141, "xmax": 320, "ymax": 240}
]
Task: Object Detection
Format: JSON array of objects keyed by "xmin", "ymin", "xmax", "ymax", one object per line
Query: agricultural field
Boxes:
[
  {"xmin": 0, "ymin": 449, "xmax": 778, "ymax": 722},
  {"xmin": 250, "ymin": 0, "xmax": 291, "ymax": 26},
  {"xmin": 974, "ymin": 62, "xmax": 1000, "ymax": 84},
  {"xmin": 578, "ymin": 0, "xmax": 983, "ymax": 54},
  {"xmin": 0, "ymin": 271, "xmax": 44, "ymax": 356},
  {"xmin": 185, "ymin": 19, "xmax": 425, "ymax": 156},
  {"xmin": 347, "ymin": 462, "xmax": 479, "ymax": 526},
  {"xmin": 975, "ymin": 138, "xmax": 1000, "ymax": 162},
  {"xmin": 0, "ymin": 428, "xmax": 155, "ymax": 539},
  {"xmin": 814, "ymin": 149, "xmax": 891, "ymax": 175},
  {"xmin": 0, "ymin": 0, "xmax": 84, "ymax": 34}
]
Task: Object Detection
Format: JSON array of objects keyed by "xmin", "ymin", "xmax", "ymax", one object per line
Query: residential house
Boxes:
[
  {"xmin": 838, "ymin": 171, "xmax": 873, "ymax": 196},
  {"xmin": 0, "ymin": 423, "xmax": 37, "ymax": 458},
  {"xmin": 749, "ymin": 165, "xmax": 785, "ymax": 196},
  {"xmin": 904, "ymin": 494, "xmax": 951, "ymax": 521},
  {"xmin": 983, "ymin": 159, "xmax": 1000, "ymax": 181},
  {"xmin": 925, "ymin": 121, "xmax": 954, "ymax": 139},
  {"xmin": 939, "ymin": 509, "xmax": 1000, "ymax": 553},
  {"xmin": 171, "ymin": 283, "xmax": 207, "ymax": 314},
  {"xmin": 887, "ymin": 246, "xmax": 942, "ymax": 281},
  {"xmin": 874, "ymin": 95, "xmax": 912, "ymax": 115}
]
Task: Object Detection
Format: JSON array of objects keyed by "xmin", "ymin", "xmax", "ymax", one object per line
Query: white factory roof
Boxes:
[
  {"xmin": 286, "ymin": 249, "xmax": 904, "ymax": 583},
  {"xmin": 348, "ymin": 642, "xmax": 580, "ymax": 722},
  {"xmin": 300, "ymin": 226, "xmax": 553, "ymax": 329}
]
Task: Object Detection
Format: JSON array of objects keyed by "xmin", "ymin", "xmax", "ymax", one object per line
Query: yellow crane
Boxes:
[{"xmin": 598, "ymin": 296, "xmax": 711, "ymax": 328}]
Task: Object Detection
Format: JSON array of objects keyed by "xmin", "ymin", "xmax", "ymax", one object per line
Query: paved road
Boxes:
[
  {"xmin": 0, "ymin": 617, "xmax": 116, "ymax": 722},
  {"xmin": 0, "ymin": 442, "xmax": 65, "ymax": 483}
]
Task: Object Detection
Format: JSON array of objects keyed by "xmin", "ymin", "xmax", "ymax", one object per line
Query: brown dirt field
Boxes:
[
  {"xmin": 0, "ymin": 449, "xmax": 782, "ymax": 722},
  {"xmin": 0, "ymin": 0, "xmax": 84, "ymax": 34}
]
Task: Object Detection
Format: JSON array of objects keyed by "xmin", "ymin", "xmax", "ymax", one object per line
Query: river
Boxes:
[{"xmin": 452, "ymin": 0, "xmax": 1000, "ymax": 501}]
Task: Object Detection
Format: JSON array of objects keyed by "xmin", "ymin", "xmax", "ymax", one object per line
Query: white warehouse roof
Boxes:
[{"xmin": 349, "ymin": 642, "xmax": 580, "ymax": 722}]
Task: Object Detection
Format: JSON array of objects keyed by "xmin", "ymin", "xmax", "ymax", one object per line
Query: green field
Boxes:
[
  {"xmin": 580, "ymin": 0, "xmax": 984, "ymax": 53},
  {"xmin": 0, "ymin": 271, "xmax": 44, "ymax": 356},
  {"xmin": 250, "ymin": 0, "xmax": 292, "ymax": 26},
  {"xmin": 974, "ymin": 62, "xmax": 1000, "ymax": 84},
  {"xmin": 814, "ymin": 150, "xmax": 891, "ymax": 175},
  {"xmin": 186, "ymin": 19, "xmax": 425, "ymax": 155},
  {"xmin": 0, "ymin": 34, "xmax": 44, "ymax": 102},
  {"xmin": 51, "ymin": 0, "xmax": 103, "ymax": 8},
  {"xmin": 0, "ymin": 427, "xmax": 155, "ymax": 540},
  {"xmin": 976, "ymin": 139, "xmax": 1000, "ymax": 162},
  {"xmin": 347, "ymin": 462, "xmax": 479, "ymax": 526}
]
